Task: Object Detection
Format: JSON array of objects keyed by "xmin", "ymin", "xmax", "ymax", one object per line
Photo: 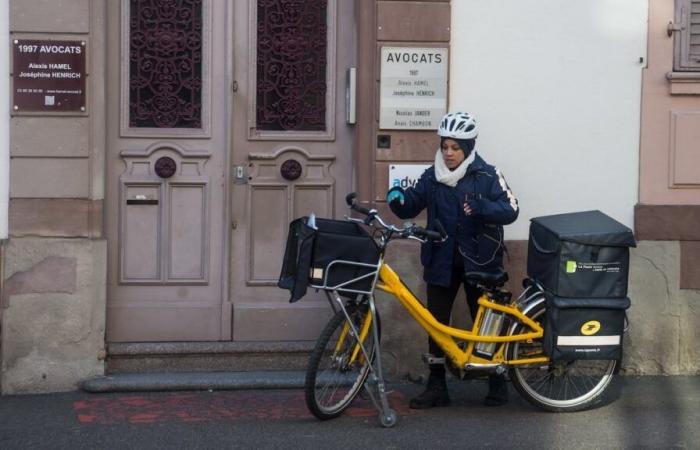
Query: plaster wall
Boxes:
[
  {"xmin": 1, "ymin": 238, "xmax": 106, "ymax": 394},
  {"xmin": 1, "ymin": 0, "xmax": 108, "ymax": 394},
  {"xmin": 624, "ymin": 241, "xmax": 700, "ymax": 374},
  {"xmin": 449, "ymin": 0, "xmax": 648, "ymax": 239}
]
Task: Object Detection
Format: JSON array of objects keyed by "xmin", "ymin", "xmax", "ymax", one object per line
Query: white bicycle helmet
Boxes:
[{"xmin": 437, "ymin": 112, "xmax": 478, "ymax": 140}]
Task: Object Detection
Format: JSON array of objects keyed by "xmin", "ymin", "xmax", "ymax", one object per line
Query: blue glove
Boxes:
[
  {"xmin": 464, "ymin": 197, "xmax": 483, "ymax": 217},
  {"xmin": 387, "ymin": 188, "xmax": 405, "ymax": 206}
]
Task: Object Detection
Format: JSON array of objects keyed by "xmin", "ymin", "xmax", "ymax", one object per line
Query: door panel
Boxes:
[
  {"xmin": 106, "ymin": 0, "xmax": 230, "ymax": 342},
  {"xmin": 230, "ymin": 0, "xmax": 357, "ymax": 341}
]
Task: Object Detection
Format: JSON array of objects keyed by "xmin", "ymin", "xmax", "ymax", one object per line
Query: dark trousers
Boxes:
[{"xmin": 426, "ymin": 265, "xmax": 482, "ymax": 373}]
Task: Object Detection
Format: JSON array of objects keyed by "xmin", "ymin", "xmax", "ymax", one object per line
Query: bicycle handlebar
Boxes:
[
  {"xmin": 344, "ymin": 192, "xmax": 447, "ymax": 243},
  {"xmin": 345, "ymin": 192, "xmax": 373, "ymax": 216},
  {"xmin": 412, "ymin": 225, "xmax": 443, "ymax": 241}
]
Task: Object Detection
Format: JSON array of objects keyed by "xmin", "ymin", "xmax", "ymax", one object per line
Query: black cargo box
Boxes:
[
  {"xmin": 278, "ymin": 217, "xmax": 380, "ymax": 302},
  {"xmin": 527, "ymin": 210, "xmax": 636, "ymax": 298},
  {"xmin": 544, "ymin": 294, "xmax": 630, "ymax": 361}
]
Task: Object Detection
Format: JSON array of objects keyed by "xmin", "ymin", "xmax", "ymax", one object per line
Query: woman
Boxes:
[{"xmin": 386, "ymin": 111, "xmax": 519, "ymax": 408}]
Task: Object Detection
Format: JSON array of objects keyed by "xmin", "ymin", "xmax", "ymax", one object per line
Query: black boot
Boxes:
[
  {"xmin": 484, "ymin": 374, "xmax": 508, "ymax": 406},
  {"xmin": 409, "ymin": 371, "xmax": 450, "ymax": 409}
]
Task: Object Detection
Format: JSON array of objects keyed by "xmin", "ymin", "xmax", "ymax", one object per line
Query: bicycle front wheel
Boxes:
[
  {"xmin": 507, "ymin": 300, "xmax": 617, "ymax": 412},
  {"xmin": 305, "ymin": 302, "xmax": 379, "ymax": 420}
]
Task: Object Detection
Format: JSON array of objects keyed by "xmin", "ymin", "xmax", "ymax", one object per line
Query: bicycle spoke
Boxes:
[
  {"xmin": 306, "ymin": 303, "xmax": 379, "ymax": 420},
  {"xmin": 509, "ymin": 302, "xmax": 616, "ymax": 411}
]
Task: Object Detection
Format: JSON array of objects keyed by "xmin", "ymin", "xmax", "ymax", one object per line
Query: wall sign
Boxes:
[
  {"xmin": 13, "ymin": 39, "xmax": 86, "ymax": 112},
  {"xmin": 389, "ymin": 164, "xmax": 430, "ymax": 190},
  {"xmin": 379, "ymin": 47, "xmax": 448, "ymax": 130}
]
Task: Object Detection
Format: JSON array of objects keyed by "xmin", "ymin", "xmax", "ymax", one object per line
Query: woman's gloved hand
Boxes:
[
  {"xmin": 464, "ymin": 197, "xmax": 483, "ymax": 217},
  {"xmin": 387, "ymin": 187, "xmax": 405, "ymax": 206}
]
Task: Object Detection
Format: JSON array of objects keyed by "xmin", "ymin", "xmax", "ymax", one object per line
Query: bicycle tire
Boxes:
[
  {"xmin": 305, "ymin": 302, "xmax": 380, "ymax": 420},
  {"xmin": 507, "ymin": 299, "xmax": 617, "ymax": 412}
]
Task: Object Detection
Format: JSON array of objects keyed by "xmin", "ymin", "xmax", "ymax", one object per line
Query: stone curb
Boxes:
[{"xmin": 80, "ymin": 371, "xmax": 307, "ymax": 393}]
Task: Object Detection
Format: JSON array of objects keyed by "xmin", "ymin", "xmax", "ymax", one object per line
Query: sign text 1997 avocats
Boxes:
[{"xmin": 13, "ymin": 39, "xmax": 86, "ymax": 112}]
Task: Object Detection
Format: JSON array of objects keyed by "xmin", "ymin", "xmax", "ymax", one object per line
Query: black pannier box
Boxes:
[
  {"xmin": 527, "ymin": 210, "xmax": 636, "ymax": 298},
  {"xmin": 278, "ymin": 217, "xmax": 380, "ymax": 302},
  {"xmin": 544, "ymin": 294, "xmax": 630, "ymax": 360}
]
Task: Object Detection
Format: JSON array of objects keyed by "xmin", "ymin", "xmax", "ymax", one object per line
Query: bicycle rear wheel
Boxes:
[
  {"xmin": 507, "ymin": 300, "xmax": 617, "ymax": 412},
  {"xmin": 305, "ymin": 302, "xmax": 379, "ymax": 420}
]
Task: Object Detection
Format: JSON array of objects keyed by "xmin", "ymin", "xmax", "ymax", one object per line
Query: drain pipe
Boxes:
[
  {"xmin": 0, "ymin": 0, "xmax": 8, "ymax": 244},
  {"xmin": 1, "ymin": 0, "xmax": 9, "ymax": 394},
  {"xmin": 1, "ymin": 0, "xmax": 9, "ymax": 323}
]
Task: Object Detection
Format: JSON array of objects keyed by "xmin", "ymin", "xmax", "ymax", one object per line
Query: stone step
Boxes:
[
  {"xmin": 81, "ymin": 371, "xmax": 307, "ymax": 393},
  {"xmin": 106, "ymin": 341, "xmax": 315, "ymax": 374}
]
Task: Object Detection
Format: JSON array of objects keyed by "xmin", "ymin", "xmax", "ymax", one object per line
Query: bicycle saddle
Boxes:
[{"xmin": 464, "ymin": 270, "xmax": 508, "ymax": 289}]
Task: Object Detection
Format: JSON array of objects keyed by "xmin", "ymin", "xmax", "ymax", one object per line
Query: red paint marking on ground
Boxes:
[{"xmin": 73, "ymin": 390, "xmax": 415, "ymax": 425}]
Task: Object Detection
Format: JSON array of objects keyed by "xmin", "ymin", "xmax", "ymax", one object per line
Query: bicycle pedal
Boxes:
[{"xmin": 421, "ymin": 353, "xmax": 446, "ymax": 365}]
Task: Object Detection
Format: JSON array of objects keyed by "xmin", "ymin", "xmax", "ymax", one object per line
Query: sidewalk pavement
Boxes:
[{"xmin": 1, "ymin": 375, "xmax": 699, "ymax": 449}]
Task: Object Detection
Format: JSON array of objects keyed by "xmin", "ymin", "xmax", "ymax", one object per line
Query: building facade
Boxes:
[{"xmin": 1, "ymin": 0, "xmax": 699, "ymax": 394}]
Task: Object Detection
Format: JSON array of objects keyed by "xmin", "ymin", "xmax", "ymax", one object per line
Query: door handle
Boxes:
[
  {"xmin": 346, "ymin": 67, "xmax": 356, "ymax": 124},
  {"xmin": 233, "ymin": 165, "xmax": 248, "ymax": 184}
]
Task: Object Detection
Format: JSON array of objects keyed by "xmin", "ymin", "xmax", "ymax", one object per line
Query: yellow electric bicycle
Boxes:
[{"xmin": 293, "ymin": 194, "xmax": 617, "ymax": 427}]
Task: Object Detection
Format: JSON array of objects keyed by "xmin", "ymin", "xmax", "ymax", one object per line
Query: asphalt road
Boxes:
[{"xmin": 1, "ymin": 376, "xmax": 698, "ymax": 449}]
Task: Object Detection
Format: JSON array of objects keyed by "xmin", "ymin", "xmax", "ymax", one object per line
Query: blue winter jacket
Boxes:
[{"xmin": 388, "ymin": 153, "xmax": 519, "ymax": 287}]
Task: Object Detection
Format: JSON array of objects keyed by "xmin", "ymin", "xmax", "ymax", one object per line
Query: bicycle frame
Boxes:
[{"xmin": 374, "ymin": 261, "xmax": 548, "ymax": 369}]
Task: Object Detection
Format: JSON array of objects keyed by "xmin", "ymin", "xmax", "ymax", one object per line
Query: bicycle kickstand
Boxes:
[
  {"xmin": 361, "ymin": 297, "xmax": 397, "ymax": 428},
  {"xmin": 333, "ymin": 293, "xmax": 397, "ymax": 428}
]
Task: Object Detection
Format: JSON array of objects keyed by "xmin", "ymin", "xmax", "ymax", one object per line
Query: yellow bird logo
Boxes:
[{"xmin": 581, "ymin": 320, "xmax": 601, "ymax": 336}]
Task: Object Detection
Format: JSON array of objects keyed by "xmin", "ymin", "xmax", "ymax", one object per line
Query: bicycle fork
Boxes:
[{"xmin": 332, "ymin": 292, "xmax": 397, "ymax": 427}]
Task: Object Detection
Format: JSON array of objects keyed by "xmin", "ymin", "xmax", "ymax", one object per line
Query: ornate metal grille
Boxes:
[
  {"xmin": 129, "ymin": 0, "xmax": 203, "ymax": 128},
  {"xmin": 256, "ymin": 0, "xmax": 328, "ymax": 131}
]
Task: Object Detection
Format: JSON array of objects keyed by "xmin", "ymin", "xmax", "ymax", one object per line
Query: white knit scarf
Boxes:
[{"xmin": 434, "ymin": 148, "xmax": 475, "ymax": 187}]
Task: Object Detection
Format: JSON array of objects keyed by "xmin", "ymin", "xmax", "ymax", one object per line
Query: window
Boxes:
[
  {"xmin": 255, "ymin": 0, "xmax": 328, "ymax": 132},
  {"xmin": 128, "ymin": 0, "xmax": 204, "ymax": 128},
  {"xmin": 673, "ymin": 0, "xmax": 700, "ymax": 72}
]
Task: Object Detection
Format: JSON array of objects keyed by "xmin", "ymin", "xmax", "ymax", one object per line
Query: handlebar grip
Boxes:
[
  {"xmin": 423, "ymin": 229, "xmax": 443, "ymax": 240},
  {"xmin": 413, "ymin": 226, "xmax": 442, "ymax": 241},
  {"xmin": 346, "ymin": 192, "xmax": 372, "ymax": 216},
  {"xmin": 345, "ymin": 192, "xmax": 357, "ymax": 206}
]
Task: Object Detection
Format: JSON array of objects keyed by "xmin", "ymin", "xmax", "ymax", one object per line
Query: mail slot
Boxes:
[{"xmin": 126, "ymin": 199, "xmax": 159, "ymax": 205}]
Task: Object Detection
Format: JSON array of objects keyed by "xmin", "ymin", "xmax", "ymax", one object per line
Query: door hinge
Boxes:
[
  {"xmin": 669, "ymin": 6, "xmax": 687, "ymax": 37},
  {"xmin": 668, "ymin": 21, "xmax": 684, "ymax": 37}
]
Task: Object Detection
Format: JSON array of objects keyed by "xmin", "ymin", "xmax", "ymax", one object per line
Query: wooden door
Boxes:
[
  {"xmin": 105, "ymin": 0, "xmax": 231, "ymax": 341},
  {"xmin": 229, "ymin": 0, "xmax": 358, "ymax": 340}
]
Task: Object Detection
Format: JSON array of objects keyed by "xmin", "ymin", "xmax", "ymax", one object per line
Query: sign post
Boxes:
[{"xmin": 379, "ymin": 47, "xmax": 448, "ymax": 130}]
